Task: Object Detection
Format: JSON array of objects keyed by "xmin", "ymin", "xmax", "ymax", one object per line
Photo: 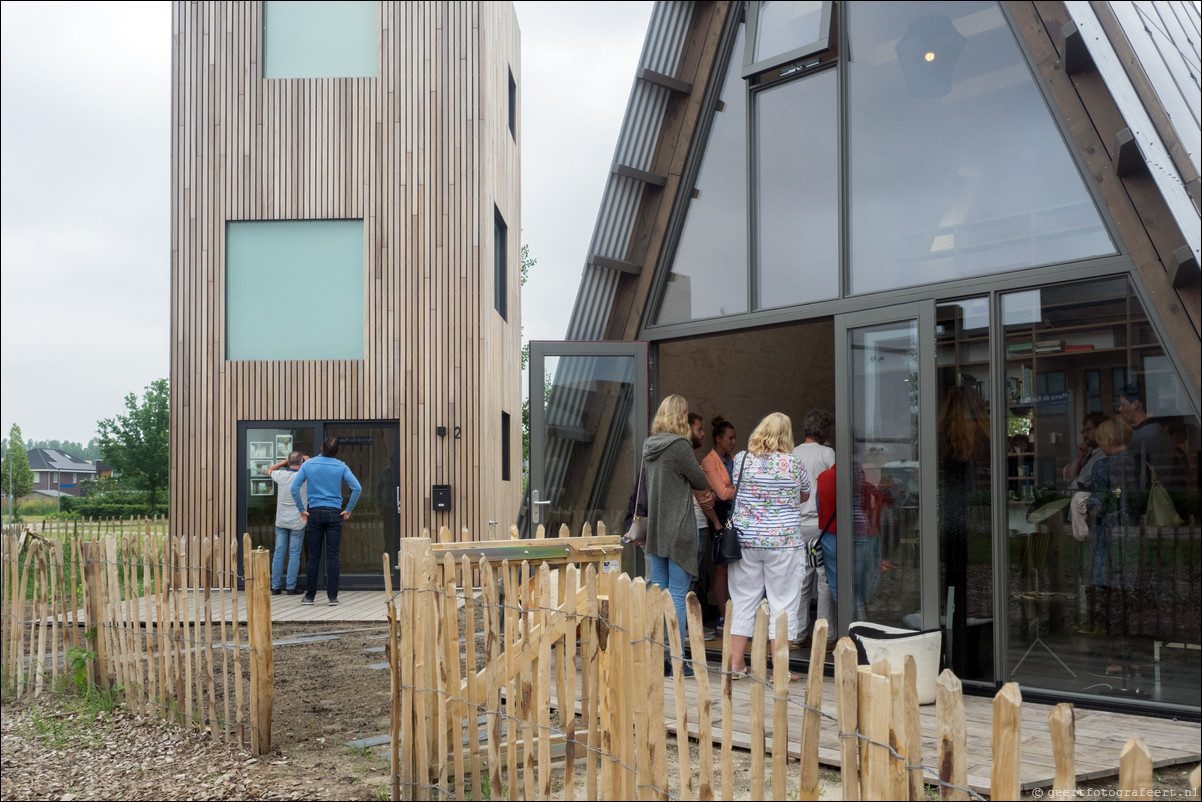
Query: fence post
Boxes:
[
  {"xmin": 936, "ymin": 669, "xmax": 966, "ymax": 801},
  {"xmin": 834, "ymin": 638, "xmax": 860, "ymax": 802},
  {"xmin": 990, "ymin": 682, "xmax": 1022, "ymax": 801},
  {"xmin": 245, "ymin": 543, "xmax": 273, "ymax": 756},
  {"xmin": 81, "ymin": 539, "xmax": 108, "ymax": 689},
  {"xmin": 1049, "ymin": 703, "xmax": 1075, "ymax": 797},
  {"xmin": 1119, "ymin": 737, "xmax": 1153, "ymax": 797},
  {"xmin": 799, "ymin": 619, "xmax": 828, "ymax": 801}
]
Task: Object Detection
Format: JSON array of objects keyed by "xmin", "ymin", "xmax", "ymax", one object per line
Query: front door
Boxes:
[
  {"xmin": 526, "ymin": 341, "xmax": 649, "ymax": 547},
  {"xmin": 238, "ymin": 420, "xmax": 399, "ymax": 589},
  {"xmin": 836, "ymin": 304, "xmax": 939, "ymax": 636}
]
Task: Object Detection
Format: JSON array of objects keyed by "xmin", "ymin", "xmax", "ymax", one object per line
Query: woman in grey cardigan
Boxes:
[{"xmin": 644, "ymin": 394, "xmax": 711, "ymax": 666}]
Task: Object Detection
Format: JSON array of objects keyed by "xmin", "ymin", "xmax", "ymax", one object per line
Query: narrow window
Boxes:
[
  {"xmin": 501, "ymin": 412, "xmax": 512, "ymax": 482},
  {"xmin": 494, "ymin": 207, "xmax": 508, "ymax": 320},
  {"xmin": 508, "ymin": 69, "xmax": 516, "ymax": 138}
]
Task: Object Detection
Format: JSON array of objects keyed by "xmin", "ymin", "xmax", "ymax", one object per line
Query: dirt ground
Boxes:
[
  {"xmin": 3, "ymin": 618, "xmax": 1197, "ymax": 801},
  {"xmin": 1, "ymin": 620, "xmax": 839, "ymax": 800}
]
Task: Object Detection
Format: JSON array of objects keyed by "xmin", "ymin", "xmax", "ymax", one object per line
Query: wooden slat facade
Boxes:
[{"xmin": 170, "ymin": 2, "xmax": 522, "ymax": 579}]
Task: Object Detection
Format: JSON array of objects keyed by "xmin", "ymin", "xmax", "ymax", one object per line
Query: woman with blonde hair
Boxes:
[
  {"xmin": 643, "ymin": 394, "xmax": 712, "ymax": 673},
  {"xmin": 727, "ymin": 412, "xmax": 811, "ymax": 679}
]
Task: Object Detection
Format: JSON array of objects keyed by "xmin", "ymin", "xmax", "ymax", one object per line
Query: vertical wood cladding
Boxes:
[{"xmin": 171, "ymin": 2, "xmax": 522, "ymax": 574}]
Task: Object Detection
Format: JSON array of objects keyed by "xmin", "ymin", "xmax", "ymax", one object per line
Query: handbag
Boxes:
[
  {"xmin": 806, "ymin": 511, "xmax": 834, "ymax": 568},
  {"xmin": 1144, "ymin": 464, "xmax": 1183, "ymax": 528},
  {"xmin": 624, "ymin": 467, "xmax": 647, "ymax": 545},
  {"xmin": 711, "ymin": 453, "xmax": 749, "ymax": 565}
]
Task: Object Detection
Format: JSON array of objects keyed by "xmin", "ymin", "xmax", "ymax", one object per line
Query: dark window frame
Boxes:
[
  {"xmin": 508, "ymin": 68, "xmax": 517, "ymax": 138},
  {"xmin": 742, "ymin": 0, "xmax": 835, "ymax": 79},
  {"xmin": 501, "ymin": 411, "xmax": 511, "ymax": 481},
  {"xmin": 494, "ymin": 207, "xmax": 508, "ymax": 320}
]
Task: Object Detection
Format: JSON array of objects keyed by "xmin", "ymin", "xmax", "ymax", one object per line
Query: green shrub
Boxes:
[{"xmin": 60, "ymin": 491, "xmax": 167, "ymax": 520}]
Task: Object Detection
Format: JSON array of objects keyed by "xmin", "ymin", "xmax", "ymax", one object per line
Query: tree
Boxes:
[
  {"xmin": 97, "ymin": 379, "xmax": 170, "ymax": 512},
  {"xmin": 2, "ymin": 424, "xmax": 35, "ymax": 514}
]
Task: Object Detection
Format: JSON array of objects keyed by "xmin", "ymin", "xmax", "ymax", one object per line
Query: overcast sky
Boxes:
[{"xmin": 0, "ymin": 1, "xmax": 653, "ymax": 446}]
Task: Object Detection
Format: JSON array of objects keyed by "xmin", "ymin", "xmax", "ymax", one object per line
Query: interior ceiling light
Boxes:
[{"xmin": 895, "ymin": 14, "xmax": 966, "ymax": 99}]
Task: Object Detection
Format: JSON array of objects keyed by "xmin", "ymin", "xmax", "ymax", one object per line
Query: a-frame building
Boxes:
[{"xmin": 537, "ymin": 1, "xmax": 1200, "ymax": 716}]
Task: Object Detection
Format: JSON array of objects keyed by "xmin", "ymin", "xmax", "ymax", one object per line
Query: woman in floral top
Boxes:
[{"xmin": 728, "ymin": 412, "xmax": 811, "ymax": 678}]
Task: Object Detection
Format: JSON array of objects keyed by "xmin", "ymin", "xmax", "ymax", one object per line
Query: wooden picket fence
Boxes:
[
  {"xmin": 386, "ymin": 531, "xmax": 1202, "ymax": 801},
  {"xmin": 0, "ymin": 525, "xmax": 275, "ymax": 755}
]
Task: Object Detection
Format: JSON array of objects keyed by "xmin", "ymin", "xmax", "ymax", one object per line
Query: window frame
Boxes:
[
  {"xmin": 742, "ymin": 0, "xmax": 835, "ymax": 79},
  {"xmin": 494, "ymin": 207, "xmax": 508, "ymax": 321}
]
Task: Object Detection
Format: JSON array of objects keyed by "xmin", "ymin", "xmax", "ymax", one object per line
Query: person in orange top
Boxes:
[{"xmin": 701, "ymin": 417, "xmax": 737, "ymax": 631}]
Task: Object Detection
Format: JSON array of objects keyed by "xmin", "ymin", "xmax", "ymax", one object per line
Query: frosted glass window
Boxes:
[
  {"xmin": 264, "ymin": 1, "xmax": 377, "ymax": 79},
  {"xmin": 226, "ymin": 220, "xmax": 364, "ymax": 360},
  {"xmin": 655, "ymin": 26, "xmax": 749, "ymax": 325},
  {"xmin": 848, "ymin": 1, "xmax": 1114, "ymax": 294}
]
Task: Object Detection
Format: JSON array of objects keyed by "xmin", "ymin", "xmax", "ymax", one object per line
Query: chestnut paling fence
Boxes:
[
  {"xmin": 1, "ymin": 524, "xmax": 275, "ymax": 755},
  {"xmin": 386, "ymin": 528, "xmax": 1200, "ymax": 801}
]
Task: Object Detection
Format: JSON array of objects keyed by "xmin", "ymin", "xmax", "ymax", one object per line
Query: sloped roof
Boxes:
[
  {"xmin": 1066, "ymin": 1, "xmax": 1200, "ymax": 264},
  {"xmin": 27, "ymin": 448, "xmax": 97, "ymax": 473}
]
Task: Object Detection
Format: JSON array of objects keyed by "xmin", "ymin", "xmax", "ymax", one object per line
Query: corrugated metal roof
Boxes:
[
  {"xmin": 565, "ymin": 1, "xmax": 694, "ymax": 340},
  {"xmin": 1066, "ymin": 1, "xmax": 1201, "ymax": 265}
]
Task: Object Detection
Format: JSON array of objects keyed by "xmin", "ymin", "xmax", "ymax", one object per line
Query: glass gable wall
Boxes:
[
  {"xmin": 847, "ymin": 2, "xmax": 1115, "ymax": 293},
  {"xmin": 650, "ymin": 1, "xmax": 1118, "ymax": 327}
]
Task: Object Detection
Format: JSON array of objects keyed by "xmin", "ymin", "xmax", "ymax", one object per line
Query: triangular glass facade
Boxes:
[{"xmin": 652, "ymin": 1, "xmax": 1117, "ymax": 326}]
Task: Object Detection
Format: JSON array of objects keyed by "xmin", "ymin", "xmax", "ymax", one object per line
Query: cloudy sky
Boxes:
[{"xmin": 0, "ymin": 1, "xmax": 653, "ymax": 446}]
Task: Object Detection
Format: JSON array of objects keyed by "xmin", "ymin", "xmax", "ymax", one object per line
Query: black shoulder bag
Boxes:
[{"xmin": 711, "ymin": 453, "xmax": 749, "ymax": 565}]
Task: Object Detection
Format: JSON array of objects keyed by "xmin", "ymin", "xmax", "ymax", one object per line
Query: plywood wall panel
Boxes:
[{"xmin": 171, "ymin": 1, "xmax": 522, "ymax": 567}]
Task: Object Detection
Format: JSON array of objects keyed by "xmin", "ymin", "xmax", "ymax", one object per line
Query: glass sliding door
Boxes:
[{"xmin": 837, "ymin": 304, "xmax": 938, "ymax": 635}]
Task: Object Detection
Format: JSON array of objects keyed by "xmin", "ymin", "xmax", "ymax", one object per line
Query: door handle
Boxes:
[{"xmin": 531, "ymin": 490, "xmax": 551, "ymax": 524}]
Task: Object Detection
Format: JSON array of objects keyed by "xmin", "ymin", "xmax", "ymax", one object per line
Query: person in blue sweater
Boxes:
[{"xmin": 291, "ymin": 436, "xmax": 362, "ymax": 605}]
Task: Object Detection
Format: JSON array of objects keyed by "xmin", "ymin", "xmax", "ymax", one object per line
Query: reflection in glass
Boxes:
[
  {"xmin": 1001, "ymin": 276, "xmax": 1199, "ymax": 708},
  {"xmin": 539, "ymin": 356, "xmax": 638, "ymax": 539},
  {"xmin": 245, "ymin": 426, "xmax": 316, "ymax": 555},
  {"xmin": 936, "ymin": 297, "xmax": 992, "ymax": 681},
  {"xmin": 656, "ymin": 26, "xmax": 749, "ymax": 325},
  {"xmin": 753, "ymin": 1, "xmax": 827, "ymax": 63},
  {"xmin": 325, "ymin": 425, "xmax": 399, "ymax": 576},
  {"xmin": 848, "ymin": 2, "xmax": 1114, "ymax": 294},
  {"xmin": 756, "ymin": 68, "xmax": 839, "ymax": 309},
  {"xmin": 849, "ymin": 321, "xmax": 921, "ymax": 627}
]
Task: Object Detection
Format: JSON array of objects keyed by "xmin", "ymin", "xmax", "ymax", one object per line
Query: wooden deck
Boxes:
[
  {"xmin": 656, "ymin": 669, "xmax": 1201, "ymax": 794},
  {"xmin": 60, "ymin": 590, "xmax": 1199, "ymax": 793}
]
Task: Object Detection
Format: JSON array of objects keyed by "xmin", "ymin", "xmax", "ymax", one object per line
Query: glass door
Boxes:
[
  {"xmin": 836, "ymin": 304, "xmax": 938, "ymax": 636},
  {"xmin": 324, "ymin": 423, "xmax": 399, "ymax": 586},
  {"xmin": 527, "ymin": 342, "xmax": 649, "ymax": 548},
  {"xmin": 238, "ymin": 421, "xmax": 399, "ymax": 589}
]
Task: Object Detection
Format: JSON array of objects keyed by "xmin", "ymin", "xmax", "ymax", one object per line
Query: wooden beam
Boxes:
[
  {"xmin": 1058, "ymin": 21, "xmax": 1092, "ymax": 76},
  {"xmin": 587, "ymin": 253, "xmax": 643, "ymax": 275},
  {"xmin": 612, "ymin": 163, "xmax": 668, "ymax": 187},
  {"xmin": 637, "ymin": 67, "xmax": 692, "ymax": 95},
  {"xmin": 1170, "ymin": 246, "xmax": 1200, "ymax": 290},
  {"xmin": 1114, "ymin": 128, "xmax": 1145, "ymax": 177}
]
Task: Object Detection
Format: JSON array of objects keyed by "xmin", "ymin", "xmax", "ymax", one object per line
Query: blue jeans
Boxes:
[
  {"xmin": 647, "ymin": 552, "xmax": 694, "ymax": 650},
  {"xmin": 305, "ymin": 507, "xmax": 343, "ymax": 601},
  {"xmin": 821, "ymin": 531, "xmax": 837, "ymax": 601},
  {"xmin": 272, "ymin": 525, "xmax": 306, "ymax": 590}
]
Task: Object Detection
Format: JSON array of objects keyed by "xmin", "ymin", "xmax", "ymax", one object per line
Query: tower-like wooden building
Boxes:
[{"xmin": 170, "ymin": 1, "xmax": 522, "ymax": 585}]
